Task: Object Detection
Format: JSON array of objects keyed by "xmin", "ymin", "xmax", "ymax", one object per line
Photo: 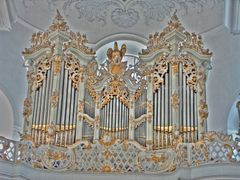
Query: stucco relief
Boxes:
[{"xmin": 21, "ymin": 0, "xmax": 223, "ymax": 28}]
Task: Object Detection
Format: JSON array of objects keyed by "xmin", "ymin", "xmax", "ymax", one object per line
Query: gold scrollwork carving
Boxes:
[
  {"xmin": 23, "ymin": 98, "xmax": 32, "ymax": 119},
  {"xmin": 171, "ymin": 92, "xmax": 179, "ymax": 109},
  {"xmin": 199, "ymin": 100, "xmax": 208, "ymax": 126},
  {"xmin": 153, "ymin": 55, "xmax": 168, "ymax": 91},
  {"xmin": 78, "ymin": 100, "xmax": 84, "ymax": 113},
  {"xmin": 65, "ymin": 53, "xmax": 85, "ymax": 89},
  {"xmin": 179, "ymin": 32, "xmax": 212, "ymax": 56},
  {"xmin": 100, "ymin": 78, "xmax": 129, "ymax": 108},
  {"xmin": 49, "ymin": 10, "xmax": 69, "ymax": 32},
  {"xmin": 32, "ymin": 56, "xmax": 51, "ymax": 90},
  {"xmin": 51, "ymin": 91, "xmax": 59, "ymax": 108},
  {"xmin": 182, "ymin": 55, "xmax": 197, "ymax": 90},
  {"xmin": 53, "ymin": 56, "xmax": 61, "ymax": 76}
]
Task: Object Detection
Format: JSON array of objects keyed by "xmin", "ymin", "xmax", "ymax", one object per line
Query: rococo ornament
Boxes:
[{"xmin": 10, "ymin": 10, "xmax": 240, "ymax": 176}]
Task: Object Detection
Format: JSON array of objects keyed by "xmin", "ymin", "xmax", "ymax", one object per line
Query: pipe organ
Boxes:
[{"xmin": 23, "ymin": 11, "xmax": 212, "ymax": 150}]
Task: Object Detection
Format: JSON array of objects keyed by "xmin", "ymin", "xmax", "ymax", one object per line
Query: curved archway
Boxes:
[
  {"xmin": 89, "ymin": 33, "xmax": 147, "ymax": 52},
  {"xmin": 0, "ymin": 89, "xmax": 14, "ymax": 139},
  {"xmin": 227, "ymin": 95, "xmax": 240, "ymax": 135},
  {"xmin": 95, "ymin": 40, "xmax": 146, "ymax": 63}
]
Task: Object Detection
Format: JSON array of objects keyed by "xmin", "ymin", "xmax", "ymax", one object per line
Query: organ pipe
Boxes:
[{"xmin": 23, "ymin": 11, "xmax": 211, "ymax": 150}]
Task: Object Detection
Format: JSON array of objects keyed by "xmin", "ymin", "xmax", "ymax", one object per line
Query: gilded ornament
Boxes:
[
  {"xmin": 171, "ymin": 92, "xmax": 179, "ymax": 109},
  {"xmin": 179, "ymin": 32, "xmax": 212, "ymax": 56},
  {"xmin": 100, "ymin": 78, "xmax": 129, "ymax": 108},
  {"xmin": 49, "ymin": 10, "xmax": 69, "ymax": 32},
  {"xmin": 51, "ymin": 91, "xmax": 59, "ymax": 108},
  {"xmin": 32, "ymin": 56, "xmax": 51, "ymax": 90},
  {"xmin": 64, "ymin": 32, "xmax": 95, "ymax": 55},
  {"xmin": 147, "ymin": 100, "xmax": 153, "ymax": 113},
  {"xmin": 53, "ymin": 56, "xmax": 61, "ymax": 76},
  {"xmin": 197, "ymin": 69, "xmax": 206, "ymax": 96},
  {"xmin": 64, "ymin": 53, "xmax": 84, "ymax": 89},
  {"xmin": 101, "ymin": 165, "xmax": 112, "ymax": 172},
  {"xmin": 147, "ymin": 154, "xmax": 166, "ymax": 163},
  {"xmin": 172, "ymin": 61, "xmax": 179, "ymax": 75},
  {"xmin": 199, "ymin": 100, "xmax": 208, "ymax": 126},
  {"xmin": 78, "ymin": 100, "xmax": 84, "ymax": 113},
  {"xmin": 23, "ymin": 98, "xmax": 32, "ymax": 119},
  {"xmin": 153, "ymin": 55, "xmax": 168, "ymax": 91}
]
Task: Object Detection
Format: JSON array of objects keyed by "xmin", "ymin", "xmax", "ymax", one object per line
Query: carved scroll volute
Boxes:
[{"xmin": 197, "ymin": 68, "xmax": 208, "ymax": 136}]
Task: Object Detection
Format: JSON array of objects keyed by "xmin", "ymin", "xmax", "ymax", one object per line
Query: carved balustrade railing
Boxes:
[{"xmin": 0, "ymin": 132, "xmax": 239, "ymax": 174}]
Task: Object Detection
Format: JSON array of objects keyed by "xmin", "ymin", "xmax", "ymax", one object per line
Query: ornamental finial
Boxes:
[{"xmin": 48, "ymin": 9, "xmax": 69, "ymax": 32}]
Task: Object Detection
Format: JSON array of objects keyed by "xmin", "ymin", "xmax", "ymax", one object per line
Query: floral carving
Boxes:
[
  {"xmin": 199, "ymin": 100, "xmax": 208, "ymax": 126},
  {"xmin": 64, "ymin": 53, "xmax": 85, "ymax": 89},
  {"xmin": 153, "ymin": 55, "xmax": 168, "ymax": 91},
  {"xmin": 32, "ymin": 56, "xmax": 51, "ymax": 90},
  {"xmin": 21, "ymin": 0, "xmax": 223, "ymax": 28},
  {"xmin": 171, "ymin": 92, "xmax": 179, "ymax": 109},
  {"xmin": 23, "ymin": 98, "xmax": 32, "ymax": 119},
  {"xmin": 51, "ymin": 91, "xmax": 59, "ymax": 108}
]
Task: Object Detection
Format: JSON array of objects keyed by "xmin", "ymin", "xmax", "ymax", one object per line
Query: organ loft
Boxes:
[
  {"xmin": 22, "ymin": 10, "xmax": 211, "ymax": 149},
  {"xmin": 1, "ymin": 10, "xmax": 235, "ymax": 174}
]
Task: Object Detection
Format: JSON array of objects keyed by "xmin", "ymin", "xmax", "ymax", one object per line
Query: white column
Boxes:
[
  {"xmin": 76, "ymin": 81, "xmax": 85, "ymax": 141},
  {"xmin": 146, "ymin": 75, "xmax": 153, "ymax": 149}
]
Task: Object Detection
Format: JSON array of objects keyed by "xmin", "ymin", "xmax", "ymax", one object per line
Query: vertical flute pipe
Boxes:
[
  {"xmin": 56, "ymin": 62, "xmax": 64, "ymax": 145},
  {"xmin": 194, "ymin": 92, "xmax": 198, "ymax": 141},
  {"xmin": 43, "ymin": 69, "xmax": 50, "ymax": 144},
  {"xmin": 186, "ymin": 83, "xmax": 190, "ymax": 143},
  {"xmin": 125, "ymin": 108, "xmax": 128, "ymax": 139},
  {"xmin": 129, "ymin": 93, "xmax": 135, "ymax": 140},
  {"xmin": 122, "ymin": 104, "xmax": 125, "ymax": 140},
  {"xmin": 64, "ymin": 71, "xmax": 71, "ymax": 145},
  {"xmin": 109, "ymin": 99, "xmax": 112, "ymax": 134},
  {"xmin": 192, "ymin": 91, "xmax": 195, "ymax": 142},
  {"xmin": 170, "ymin": 62, "xmax": 179, "ymax": 146},
  {"xmin": 190, "ymin": 88, "xmax": 194, "ymax": 142},
  {"xmin": 165, "ymin": 73, "xmax": 169, "ymax": 144},
  {"xmin": 183, "ymin": 72, "xmax": 186, "ymax": 142},
  {"xmin": 65, "ymin": 74, "xmax": 71, "ymax": 145},
  {"xmin": 49, "ymin": 57, "xmax": 61, "ymax": 145},
  {"xmin": 41, "ymin": 73, "xmax": 48, "ymax": 144},
  {"xmin": 30, "ymin": 89, "xmax": 36, "ymax": 140},
  {"xmin": 114, "ymin": 98, "xmax": 118, "ymax": 139},
  {"xmin": 118, "ymin": 98, "xmax": 121, "ymax": 139},
  {"xmin": 72, "ymin": 89, "xmax": 77, "ymax": 144},
  {"xmin": 146, "ymin": 75, "xmax": 153, "ymax": 149},
  {"xmin": 155, "ymin": 90, "xmax": 158, "ymax": 148},
  {"xmin": 154, "ymin": 92, "xmax": 157, "ymax": 148},
  {"xmin": 107, "ymin": 101, "xmax": 110, "ymax": 133},
  {"xmin": 37, "ymin": 86, "xmax": 43, "ymax": 145},
  {"xmin": 68, "ymin": 85, "xmax": 74, "ymax": 144},
  {"xmin": 32, "ymin": 90, "xmax": 39, "ymax": 143},
  {"xmin": 93, "ymin": 92, "xmax": 100, "ymax": 140},
  {"xmin": 178, "ymin": 63, "xmax": 182, "ymax": 142},
  {"xmin": 60, "ymin": 67, "xmax": 68, "ymax": 146},
  {"xmin": 179, "ymin": 63, "xmax": 183, "ymax": 141},
  {"xmin": 157, "ymin": 88, "xmax": 160, "ymax": 148}
]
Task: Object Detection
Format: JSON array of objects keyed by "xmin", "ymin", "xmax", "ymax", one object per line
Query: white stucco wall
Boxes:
[{"xmin": 0, "ymin": 89, "xmax": 14, "ymax": 139}]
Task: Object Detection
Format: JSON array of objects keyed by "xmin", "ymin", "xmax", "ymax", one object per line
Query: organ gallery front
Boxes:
[{"xmin": 8, "ymin": 10, "xmax": 238, "ymax": 173}]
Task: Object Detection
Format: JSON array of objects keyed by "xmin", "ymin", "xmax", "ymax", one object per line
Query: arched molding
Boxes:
[
  {"xmin": 227, "ymin": 95, "xmax": 240, "ymax": 135},
  {"xmin": 0, "ymin": 82, "xmax": 20, "ymax": 140},
  {"xmin": 0, "ymin": 85, "xmax": 14, "ymax": 139},
  {"xmin": 89, "ymin": 33, "xmax": 148, "ymax": 51}
]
